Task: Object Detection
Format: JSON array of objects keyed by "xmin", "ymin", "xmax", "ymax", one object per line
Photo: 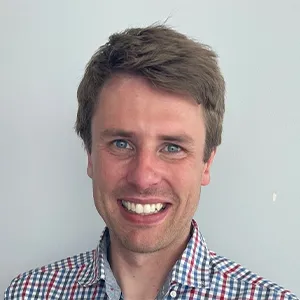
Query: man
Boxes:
[{"xmin": 5, "ymin": 25, "xmax": 298, "ymax": 300}]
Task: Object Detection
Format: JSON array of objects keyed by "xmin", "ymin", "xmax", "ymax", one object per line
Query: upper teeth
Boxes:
[{"xmin": 122, "ymin": 201, "xmax": 165, "ymax": 215}]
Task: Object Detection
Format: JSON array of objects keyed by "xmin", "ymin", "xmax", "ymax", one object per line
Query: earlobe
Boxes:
[
  {"xmin": 87, "ymin": 154, "xmax": 93, "ymax": 178},
  {"xmin": 201, "ymin": 149, "xmax": 216, "ymax": 186}
]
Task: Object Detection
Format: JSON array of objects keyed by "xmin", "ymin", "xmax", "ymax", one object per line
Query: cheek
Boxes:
[
  {"xmin": 94, "ymin": 153, "xmax": 127, "ymax": 191},
  {"xmin": 169, "ymin": 163, "xmax": 202, "ymax": 198}
]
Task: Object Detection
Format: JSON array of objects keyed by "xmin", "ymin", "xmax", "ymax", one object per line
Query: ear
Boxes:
[
  {"xmin": 87, "ymin": 153, "xmax": 93, "ymax": 179},
  {"xmin": 201, "ymin": 149, "xmax": 216, "ymax": 186}
]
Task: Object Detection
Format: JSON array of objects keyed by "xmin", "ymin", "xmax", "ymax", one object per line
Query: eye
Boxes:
[
  {"xmin": 112, "ymin": 139, "xmax": 132, "ymax": 149},
  {"xmin": 163, "ymin": 143, "xmax": 182, "ymax": 153}
]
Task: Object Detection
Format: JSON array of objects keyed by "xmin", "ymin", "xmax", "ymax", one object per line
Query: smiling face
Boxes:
[{"xmin": 87, "ymin": 74, "xmax": 215, "ymax": 254}]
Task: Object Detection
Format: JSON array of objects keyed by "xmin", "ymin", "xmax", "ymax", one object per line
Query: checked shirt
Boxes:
[{"xmin": 4, "ymin": 220, "xmax": 299, "ymax": 299}]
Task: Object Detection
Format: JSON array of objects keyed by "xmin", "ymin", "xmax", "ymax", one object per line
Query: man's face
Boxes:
[{"xmin": 87, "ymin": 74, "xmax": 215, "ymax": 254}]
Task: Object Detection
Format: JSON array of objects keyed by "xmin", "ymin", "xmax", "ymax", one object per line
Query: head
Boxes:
[{"xmin": 75, "ymin": 25, "xmax": 225, "ymax": 254}]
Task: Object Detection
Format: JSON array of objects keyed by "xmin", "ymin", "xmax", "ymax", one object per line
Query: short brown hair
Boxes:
[{"xmin": 75, "ymin": 24, "xmax": 225, "ymax": 162}]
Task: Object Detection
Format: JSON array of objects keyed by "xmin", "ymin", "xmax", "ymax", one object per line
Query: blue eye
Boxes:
[
  {"xmin": 113, "ymin": 140, "xmax": 130, "ymax": 149},
  {"xmin": 164, "ymin": 144, "xmax": 182, "ymax": 153}
]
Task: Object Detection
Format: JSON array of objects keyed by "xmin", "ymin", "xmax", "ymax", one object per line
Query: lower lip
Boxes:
[{"xmin": 118, "ymin": 201, "xmax": 170, "ymax": 225}]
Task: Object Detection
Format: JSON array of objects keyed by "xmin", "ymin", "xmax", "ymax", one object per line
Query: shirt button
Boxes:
[{"xmin": 170, "ymin": 290, "xmax": 177, "ymax": 298}]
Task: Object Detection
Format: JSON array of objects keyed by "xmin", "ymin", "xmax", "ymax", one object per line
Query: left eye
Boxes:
[{"xmin": 163, "ymin": 144, "xmax": 182, "ymax": 153}]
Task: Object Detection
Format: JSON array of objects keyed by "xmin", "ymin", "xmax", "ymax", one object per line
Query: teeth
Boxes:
[
  {"xmin": 144, "ymin": 204, "xmax": 151, "ymax": 214},
  {"xmin": 155, "ymin": 203, "xmax": 163, "ymax": 211},
  {"xmin": 121, "ymin": 201, "xmax": 166, "ymax": 215},
  {"xmin": 136, "ymin": 204, "xmax": 143, "ymax": 214},
  {"xmin": 130, "ymin": 202, "xmax": 135, "ymax": 211}
]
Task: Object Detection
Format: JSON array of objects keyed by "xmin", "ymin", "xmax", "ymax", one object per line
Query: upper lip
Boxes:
[{"xmin": 119, "ymin": 197, "xmax": 171, "ymax": 204}]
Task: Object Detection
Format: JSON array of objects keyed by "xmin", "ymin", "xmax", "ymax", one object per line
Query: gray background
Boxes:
[{"xmin": 1, "ymin": 0, "xmax": 299, "ymax": 296}]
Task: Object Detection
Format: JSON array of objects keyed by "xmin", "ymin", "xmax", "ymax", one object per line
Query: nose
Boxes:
[{"xmin": 126, "ymin": 149, "xmax": 162, "ymax": 192}]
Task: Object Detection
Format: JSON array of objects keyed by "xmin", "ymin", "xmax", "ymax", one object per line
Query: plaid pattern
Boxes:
[{"xmin": 4, "ymin": 220, "xmax": 299, "ymax": 299}]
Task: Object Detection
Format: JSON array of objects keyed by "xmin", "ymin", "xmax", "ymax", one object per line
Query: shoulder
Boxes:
[
  {"xmin": 209, "ymin": 251, "xmax": 299, "ymax": 299},
  {"xmin": 4, "ymin": 250, "xmax": 95, "ymax": 300}
]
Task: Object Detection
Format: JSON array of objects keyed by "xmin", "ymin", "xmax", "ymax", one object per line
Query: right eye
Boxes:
[{"xmin": 112, "ymin": 139, "xmax": 132, "ymax": 149}]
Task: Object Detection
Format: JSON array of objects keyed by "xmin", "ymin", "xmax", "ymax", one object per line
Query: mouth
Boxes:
[
  {"xmin": 121, "ymin": 200, "xmax": 167, "ymax": 215},
  {"xmin": 117, "ymin": 197, "xmax": 171, "ymax": 225}
]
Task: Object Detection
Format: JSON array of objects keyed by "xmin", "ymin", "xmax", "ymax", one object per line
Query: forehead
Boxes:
[{"xmin": 93, "ymin": 74, "xmax": 205, "ymax": 140}]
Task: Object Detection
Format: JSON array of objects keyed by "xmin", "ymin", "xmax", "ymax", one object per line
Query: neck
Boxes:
[{"xmin": 108, "ymin": 227, "xmax": 191, "ymax": 300}]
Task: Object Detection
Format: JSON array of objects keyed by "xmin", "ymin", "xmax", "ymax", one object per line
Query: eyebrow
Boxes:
[
  {"xmin": 100, "ymin": 129, "xmax": 134, "ymax": 138},
  {"xmin": 158, "ymin": 134, "xmax": 194, "ymax": 145},
  {"xmin": 100, "ymin": 129, "xmax": 195, "ymax": 145}
]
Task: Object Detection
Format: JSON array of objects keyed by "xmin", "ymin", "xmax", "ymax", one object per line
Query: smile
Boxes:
[{"xmin": 121, "ymin": 200, "xmax": 167, "ymax": 215}]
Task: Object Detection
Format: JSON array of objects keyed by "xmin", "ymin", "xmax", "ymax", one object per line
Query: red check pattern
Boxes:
[{"xmin": 4, "ymin": 220, "xmax": 299, "ymax": 299}]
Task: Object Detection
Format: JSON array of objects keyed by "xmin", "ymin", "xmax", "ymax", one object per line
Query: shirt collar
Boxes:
[
  {"xmin": 77, "ymin": 219, "xmax": 211, "ymax": 289},
  {"xmin": 77, "ymin": 228, "xmax": 107, "ymax": 287},
  {"xmin": 170, "ymin": 219, "xmax": 211, "ymax": 289}
]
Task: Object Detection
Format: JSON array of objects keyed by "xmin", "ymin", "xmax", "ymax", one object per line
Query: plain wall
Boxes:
[{"xmin": 1, "ymin": 0, "xmax": 299, "ymax": 296}]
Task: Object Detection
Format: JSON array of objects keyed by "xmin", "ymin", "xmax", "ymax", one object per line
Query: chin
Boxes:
[
  {"xmin": 122, "ymin": 240, "xmax": 163, "ymax": 254},
  {"xmin": 119, "ymin": 231, "xmax": 167, "ymax": 254}
]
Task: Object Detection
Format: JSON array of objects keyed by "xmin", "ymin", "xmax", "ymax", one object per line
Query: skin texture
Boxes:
[{"xmin": 87, "ymin": 74, "xmax": 215, "ymax": 299}]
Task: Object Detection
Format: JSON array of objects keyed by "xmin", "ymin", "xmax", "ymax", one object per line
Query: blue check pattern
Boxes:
[{"xmin": 4, "ymin": 220, "xmax": 299, "ymax": 299}]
